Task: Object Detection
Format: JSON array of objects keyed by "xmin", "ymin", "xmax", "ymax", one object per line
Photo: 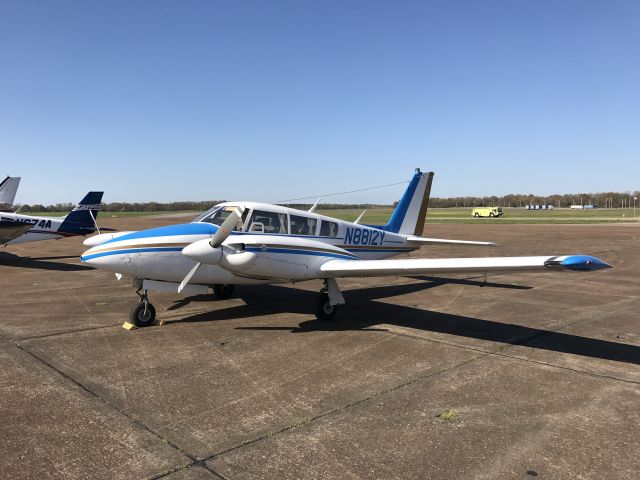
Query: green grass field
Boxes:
[
  {"xmin": 317, "ymin": 207, "xmax": 640, "ymax": 224},
  {"xmin": 21, "ymin": 207, "xmax": 640, "ymax": 224}
]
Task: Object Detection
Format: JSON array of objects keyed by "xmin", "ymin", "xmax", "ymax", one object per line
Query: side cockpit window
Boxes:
[
  {"xmin": 290, "ymin": 215, "xmax": 317, "ymax": 236},
  {"xmin": 248, "ymin": 210, "xmax": 288, "ymax": 234},
  {"xmin": 319, "ymin": 220, "xmax": 338, "ymax": 237}
]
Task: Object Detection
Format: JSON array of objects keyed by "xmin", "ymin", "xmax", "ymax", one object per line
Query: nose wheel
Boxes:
[{"xmin": 130, "ymin": 289, "xmax": 156, "ymax": 327}]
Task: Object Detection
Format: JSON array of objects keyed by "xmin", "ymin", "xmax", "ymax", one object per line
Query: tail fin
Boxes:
[
  {"xmin": 382, "ymin": 169, "xmax": 433, "ymax": 235},
  {"xmin": 59, "ymin": 191, "xmax": 104, "ymax": 235},
  {"xmin": 0, "ymin": 176, "xmax": 21, "ymax": 209}
]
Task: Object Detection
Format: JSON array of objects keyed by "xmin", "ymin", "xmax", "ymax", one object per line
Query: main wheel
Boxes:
[
  {"xmin": 315, "ymin": 293, "xmax": 338, "ymax": 320},
  {"xmin": 130, "ymin": 301, "xmax": 156, "ymax": 327},
  {"xmin": 489, "ymin": 212, "xmax": 494, "ymax": 217},
  {"xmin": 213, "ymin": 284, "xmax": 234, "ymax": 299},
  {"xmin": 474, "ymin": 213, "xmax": 480, "ymax": 217}
]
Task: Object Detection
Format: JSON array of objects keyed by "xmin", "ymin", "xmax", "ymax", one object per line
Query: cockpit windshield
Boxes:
[
  {"xmin": 195, "ymin": 205, "xmax": 244, "ymax": 230},
  {"xmin": 192, "ymin": 206, "xmax": 220, "ymax": 223}
]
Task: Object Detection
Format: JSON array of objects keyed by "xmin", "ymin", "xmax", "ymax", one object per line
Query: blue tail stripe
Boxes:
[{"xmin": 382, "ymin": 171, "xmax": 421, "ymax": 233}]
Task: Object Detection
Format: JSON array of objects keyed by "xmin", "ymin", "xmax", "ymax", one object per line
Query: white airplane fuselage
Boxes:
[
  {"xmin": 1, "ymin": 212, "xmax": 67, "ymax": 245},
  {"xmin": 1, "ymin": 191, "xmax": 103, "ymax": 246},
  {"xmin": 82, "ymin": 202, "xmax": 415, "ymax": 286}
]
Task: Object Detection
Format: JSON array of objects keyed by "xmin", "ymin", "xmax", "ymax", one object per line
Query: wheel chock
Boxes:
[{"xmin": 122, "ymin": 321, "xmax": 137, "ymax": 330}]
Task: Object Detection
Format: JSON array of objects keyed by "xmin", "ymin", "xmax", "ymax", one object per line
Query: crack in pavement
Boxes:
[{"xmin": 1, "ymin": 332, "xmax": 228, "ymax": 480}]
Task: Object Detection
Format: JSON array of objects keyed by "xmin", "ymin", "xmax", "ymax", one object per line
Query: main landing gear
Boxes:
[
  {"xmin": 315, "ymin": 278, "xmax": 345, "ymax": 321},
  {"xmin": 130, "ymin": 288, "xmax": 156, "ymax": 327}
]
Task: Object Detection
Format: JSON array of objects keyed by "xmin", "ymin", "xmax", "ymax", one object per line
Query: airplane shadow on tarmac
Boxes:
[
  {"xmin": 0, "ymin": 252, "xmax": 93, "ymax": 271},
  {"xmin": 172, "ymin": 278, "xmax": 640, "ymax": 366}
]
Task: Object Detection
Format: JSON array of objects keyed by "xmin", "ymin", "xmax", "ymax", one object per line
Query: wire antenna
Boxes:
[{"xmin": 274, "ymin": 180, "xmax": 409, "ymax": 204}]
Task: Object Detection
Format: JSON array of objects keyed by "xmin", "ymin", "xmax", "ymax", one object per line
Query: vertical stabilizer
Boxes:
[
  {"xmin": 0, "ymin": 176, "xmax": 21, "ymax": 209},
  {"xmin": 59, "ymin": 191, "xmax": 104, "ymax": 235},
  {"xmin": 382, "ymin": 169, "xmax": 434, "ymax": 235}
]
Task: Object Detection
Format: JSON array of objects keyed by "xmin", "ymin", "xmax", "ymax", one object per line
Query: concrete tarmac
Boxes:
[{"xmin": 1, "ymin": 217, "xmax": 638, "ymax": 479}]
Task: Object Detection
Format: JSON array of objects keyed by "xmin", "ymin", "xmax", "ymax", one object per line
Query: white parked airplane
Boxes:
[
  {"xmin": 81, "ymin": 169, "xmax": 610, "ymax": 327},
  {"xmin": 0, "ymin": 176, "xmax": 21, "ymax": 211},
  {"xmin": 1, "ymin": 192, "xmax": 104, "ymax": 245}
]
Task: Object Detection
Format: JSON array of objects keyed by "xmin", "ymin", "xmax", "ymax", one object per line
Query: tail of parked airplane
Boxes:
[
  {"xmin": 59, "ymin": 191, "xmax": 104, "ymax": 235},
  {"xmin": 381, "ymin": 169, "xmax": 433, "ymax": 235},
  {"xmin": 0, "ymin": 176, "xmax": 21, "ymax": 209}
]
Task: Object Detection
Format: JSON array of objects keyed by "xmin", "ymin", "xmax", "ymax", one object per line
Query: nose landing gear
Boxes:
[{"xmin": 129, "ymin": 288, "xmax": 156, "ymax": 328}]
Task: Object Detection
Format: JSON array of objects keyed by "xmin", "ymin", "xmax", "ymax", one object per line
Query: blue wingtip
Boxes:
[{"xmin": 561, "ymin": 255, "xmax": 611, "ymax": 271}]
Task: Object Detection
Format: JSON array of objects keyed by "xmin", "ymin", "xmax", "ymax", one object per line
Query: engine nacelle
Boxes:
[
  {"xmin": 182, "ymin": 239, "xmax": 223, "ymax": 264},
  {"xmin": 182, "ymin": 235, "xmax": 354, "ymax": 281},
  {"xmin": 219, "ymin": 235, "xmax": 354, "ymax": 281},
  {"xmin": 83, "ymin": 231, "xmax": 134, "ymax": 247}
]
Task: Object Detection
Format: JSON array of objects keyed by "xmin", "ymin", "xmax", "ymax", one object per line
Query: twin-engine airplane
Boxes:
[
  {"xmin": 1, "ymin": 192, "xmax": 104, "ymax": 245},
  {"xmin": 81, "ymin": 169, "xmax": 610, "ymax": 327}
]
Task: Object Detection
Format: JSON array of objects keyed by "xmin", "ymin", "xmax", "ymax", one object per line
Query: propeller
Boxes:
[
  {"xmin": 208, "ymin": 207, "xmax": 244, "ymax": 248},
  {"xmin": 178, "ymin": 206, "xmax": 244, "ymax": 293}
]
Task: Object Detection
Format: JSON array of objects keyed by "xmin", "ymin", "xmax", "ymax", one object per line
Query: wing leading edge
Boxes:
[{"xmin": 320, "ymin": 255, "xmax": 611, "ymax": 278}]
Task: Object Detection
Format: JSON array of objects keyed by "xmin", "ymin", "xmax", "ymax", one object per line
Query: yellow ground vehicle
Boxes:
[{"xmin": 472, "ymin": 207, "xmax": 503, "ymax": 218}]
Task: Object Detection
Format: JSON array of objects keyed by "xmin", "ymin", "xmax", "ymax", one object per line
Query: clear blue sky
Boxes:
[{"xmin": 1, "ymin": 0, "xmax": 639, "ymax": 205}]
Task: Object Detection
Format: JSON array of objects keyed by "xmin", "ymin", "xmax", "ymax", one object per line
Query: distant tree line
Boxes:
[
  {"xmin": 19, "ymin": 200, "xmax": 226, "ymax": 213},
  {"xmin": 16, "ymin": 191, "xmax": 640, "ymax": 213},
  {"xmin": 428, "ymin": 191, "xmax": 640, "ymax": 208}
]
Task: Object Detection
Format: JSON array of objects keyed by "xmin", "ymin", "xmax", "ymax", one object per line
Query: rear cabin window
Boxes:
[
  {"xmin": 248, "ymin": 210, "xmax": 288, "ymax": 234},
  {"xmin": 290, "ymin": 215, "xmax": 317, "ymax": 236},
  {"xmin": 319, "ymin": 220, "xmax": 339, "ymax": 237}
]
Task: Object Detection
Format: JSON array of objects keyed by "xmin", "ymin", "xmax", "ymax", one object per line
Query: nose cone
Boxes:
[
  {"xmin": 80, "ymin": 246, "xmax": 99, "ymax": 264},
  {"xmin": 80, "ymin": 245, "xmax": 129, "ymax": 272},
  {"xmin": 561, "ymin": 255, "xmax": 612, "ymax": 271}
]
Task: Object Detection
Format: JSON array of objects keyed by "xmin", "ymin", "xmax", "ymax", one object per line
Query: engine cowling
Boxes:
[
  {"xmin": 181, "ymin": 239, "xmax": 223, "ymax": 264},
  {"xmin": 182, "ymin": 234, "xmax": 355, "ymax": 281}
]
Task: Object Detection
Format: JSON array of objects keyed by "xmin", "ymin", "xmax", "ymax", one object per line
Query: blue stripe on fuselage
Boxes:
[
  {"xmin": 382, "ymin": 171, "xmax": 421, "ymax": 233},
  {"xmin": 81, "ymin": 246, "xmax": 184, "ymax": 261},
  {"xmin": 102, "ymin": 223, "xmax": 219, "ymax": 245},
  {"xmin": 82, "ymin": 245, "xmax": 357, "ymax": 262},
  {"xmin": 245, "ymin": 247, "xmax": 356, "ymax": 260}
]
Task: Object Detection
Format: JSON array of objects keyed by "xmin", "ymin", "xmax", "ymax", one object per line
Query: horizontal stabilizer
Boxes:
[
  {"xmin": 406, "ymin": 236, "xmax": 498, "ymax": 247},
  {"xmin": 320, "ymin": 255, "xmax": 610, "ymax": 278}
]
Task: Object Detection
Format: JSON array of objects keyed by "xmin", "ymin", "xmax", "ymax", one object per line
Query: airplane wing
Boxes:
[
  {"xmin": 406, "ymin": 235, "xmax": 498, "ymax": 247},
  {"xmin": 320, "ymin": 255, "xmax": 610, "ymax": 278},
  {"xmin": 0, "ymin": 221, "xmax": 33, "ymax": 245}
]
